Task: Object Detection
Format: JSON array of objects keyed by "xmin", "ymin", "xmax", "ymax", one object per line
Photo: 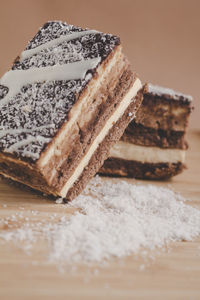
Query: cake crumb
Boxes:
[{"xmin": 55, "ymin": 198, "xmax": 63, "ymax": 204}]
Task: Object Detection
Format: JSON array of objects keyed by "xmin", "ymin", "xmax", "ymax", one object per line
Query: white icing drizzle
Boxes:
[
  {"xmin": 0, "ymin": 124, "xmax": 55, "ymax": 139},
  {"xmin": 0, "ymin": 57, "xmax": 101, "ymax": 109},
  {"xmin": 20, "ymin": 30, "xmax": 98, "ymax": 62},
  {"xmin": 5, "ymin": 136, "xmax": 50, "ymax": 153},
  {"xmin": 5, "ymin": 135, "xmax": 51, "ymax": 159}
]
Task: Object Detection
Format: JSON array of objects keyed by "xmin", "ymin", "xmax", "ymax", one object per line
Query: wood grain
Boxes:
[{"xmin": 0, "ymin": 131, "xmax": 200, "ymax": 300}]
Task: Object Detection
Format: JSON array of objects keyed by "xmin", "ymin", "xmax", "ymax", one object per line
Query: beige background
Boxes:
[{"xmin": 0, "ymin": 0, "xmax": 199, "ymax": 129}]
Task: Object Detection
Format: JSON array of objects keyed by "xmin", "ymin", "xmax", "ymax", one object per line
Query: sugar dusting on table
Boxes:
[{"xmin": 0, "ymin": 176, "xmax": 200, "ymax": 265}]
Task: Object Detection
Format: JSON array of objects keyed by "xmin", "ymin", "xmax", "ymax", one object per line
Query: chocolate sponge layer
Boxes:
[
  {"xmin": 100, "ymin": 157, "xmax": 185, "ymax": 180},
  {"xmin": 121, "ymin": 122, "xmax": 187, "ymax": 149}
]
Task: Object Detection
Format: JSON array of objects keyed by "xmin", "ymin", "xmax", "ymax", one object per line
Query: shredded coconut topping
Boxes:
[
  {"xmin": 0, "ymin": 21, "xmax": 120, "ymax": 161},
  {"xmin": 147, "ymin": 83, "xmax": 193, "ymax": 102},
  {"xmin": 0, "ymin": 177, "xmax": 200, "ymax": 265}
]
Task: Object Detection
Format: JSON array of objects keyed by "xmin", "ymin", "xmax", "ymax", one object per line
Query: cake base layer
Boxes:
[{"xmin": 99, "ymin": 157, "xmax": 185, "ymax": 180}]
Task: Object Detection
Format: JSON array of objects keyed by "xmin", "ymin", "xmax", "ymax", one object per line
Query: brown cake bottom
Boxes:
[{"xmin": 99, "ymin": 157, "xmax": 185, "ymax": 180}]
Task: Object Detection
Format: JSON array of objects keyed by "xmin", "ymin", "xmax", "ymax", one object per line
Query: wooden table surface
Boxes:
[{"xmin": 0, "ymin": 131, "xmax": 200, "ymax": 300}]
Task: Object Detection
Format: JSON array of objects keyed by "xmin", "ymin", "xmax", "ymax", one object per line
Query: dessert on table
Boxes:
[
  {"xmin": 100, "ymin": 83, "xmax": 193, "ymax": 179},
  {"xmin": 0, "ymin": 21, "xmax": 143, "ymax": 200}
]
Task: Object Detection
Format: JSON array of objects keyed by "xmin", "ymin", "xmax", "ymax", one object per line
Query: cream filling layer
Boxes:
[
  {"xmin": 109, "ymin": 141, "xmax": 186, "ymax": 164},
  {"xmin": 60, "ymin": 78, "xmax": 142, "ymax": 197}
]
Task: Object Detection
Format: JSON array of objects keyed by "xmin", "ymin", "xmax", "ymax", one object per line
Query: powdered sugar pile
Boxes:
[{"xmin": 0, "ymin": 176, "xmax": 200, "ymax": 264}]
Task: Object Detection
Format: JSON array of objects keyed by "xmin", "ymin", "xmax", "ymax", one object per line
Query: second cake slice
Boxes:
[
  {"xmin": 100, "ymin": 83, "xmax": 192, "ymax": 179},
  {"xmin": 0, "ymin": 21, "xmax": 143, "ymax": 200}
]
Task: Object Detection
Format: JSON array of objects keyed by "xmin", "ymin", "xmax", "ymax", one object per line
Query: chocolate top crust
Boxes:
[
  {"xmin": 0, "ymin": 21, "xmax": 120, "ymax": 162},
  {"xmin": 145, "ymin": 83, "xmax": 193, "ymax": 104}
]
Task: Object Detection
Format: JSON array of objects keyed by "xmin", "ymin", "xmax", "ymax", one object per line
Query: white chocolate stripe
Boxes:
[
  {"xmin": 0, "ymin": 57, "xmax": 101, "ymax": 108},
  {"xmin": 60, "ymin": 78, "xmax": 142, "ymax": 197},
  {"xmin": 5, "ymin": 135, "xmax": 51, "ymax": 154},
  {"xmin": 20, "ymin": 30, "xmax": 98, "ymax": 61},
  {"xmin": 0, "ymin": 124, "xmax": 55, "ymax": 139}
]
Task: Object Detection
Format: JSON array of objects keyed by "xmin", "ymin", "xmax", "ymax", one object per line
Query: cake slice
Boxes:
[
  {"xmin": 100, "ymin": 83, "xmax": 193, "ymax": 179},
  {"xmin": 0, "ymin": 21, "xmax": 143, "ymax": 200}
]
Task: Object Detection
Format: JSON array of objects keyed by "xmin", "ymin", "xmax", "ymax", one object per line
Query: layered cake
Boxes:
[
  {"xmin": 100, "ymin": 83, "xmax": 193, "ymax": 179},
  {"xmin": 0, "ymin": 21, "xmax": 143, "ymax": 200}
]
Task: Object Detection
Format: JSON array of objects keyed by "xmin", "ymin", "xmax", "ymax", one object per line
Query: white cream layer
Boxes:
[
  {"xmin": 109, "ymin": 141, "xmax": 186, "ymax": 164},
  {"xmin": 60, "ymin": 78, "xmax": 142, "ymax": 197}
]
